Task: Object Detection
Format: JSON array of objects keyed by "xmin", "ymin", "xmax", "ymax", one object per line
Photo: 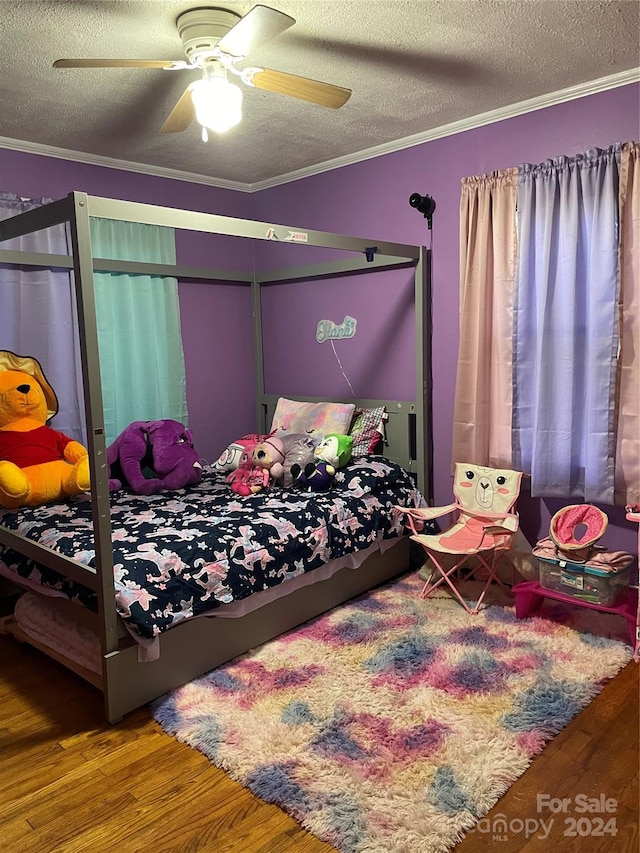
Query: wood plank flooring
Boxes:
[{"xmin": 0, "ymin": 631, "xmax": 637, "ymax": 852}]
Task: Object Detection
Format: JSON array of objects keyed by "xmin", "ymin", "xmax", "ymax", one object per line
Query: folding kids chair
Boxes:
[{"xmin": 397, "ymin": 463, "xmax": 523, "ymax": 614}]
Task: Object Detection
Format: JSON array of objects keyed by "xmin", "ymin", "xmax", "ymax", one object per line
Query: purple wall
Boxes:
[
  {"xmin": 0, "ymin": 150, "xmax": 256, "ymax": 463},
  {"xmin": 252, "ymin": 83, "xmax": 640, "ymax": 554},
  {"xmin": 260, "ymin": 267, "xmax": 416, "ymax": 401},
  {"xmin": 0, "ymin": 149, "xmax": 249, "ymax": 214},
  {"xmin": 1, "ymin": 82, "xmax": 638, "ymax": 554}
]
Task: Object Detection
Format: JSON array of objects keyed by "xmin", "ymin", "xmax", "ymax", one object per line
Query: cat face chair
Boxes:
[{"xmin": 396, "ymin": 463, "xmax": 523, "ymax": 614}]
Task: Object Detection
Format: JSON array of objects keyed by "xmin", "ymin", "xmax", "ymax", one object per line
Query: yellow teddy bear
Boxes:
[{"xmin": 0, "ymin": 351, "xmax": 90, "ymax": 509}]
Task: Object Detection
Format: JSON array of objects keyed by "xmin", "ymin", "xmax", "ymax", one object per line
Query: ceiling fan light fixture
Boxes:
[{"xmin": 189, "ymin": 76, "xmax": 243, "ymax": 134}]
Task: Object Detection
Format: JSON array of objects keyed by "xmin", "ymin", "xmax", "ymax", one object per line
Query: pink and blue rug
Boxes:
[{"xmin": 151, "ymin": 574, "xmax": 632, "ymax": 853}]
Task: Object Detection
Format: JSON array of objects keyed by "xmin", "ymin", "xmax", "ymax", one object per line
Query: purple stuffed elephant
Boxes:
[{"xmin": 107, "ymin": 420, "xmax": 203, "ymax": 495}]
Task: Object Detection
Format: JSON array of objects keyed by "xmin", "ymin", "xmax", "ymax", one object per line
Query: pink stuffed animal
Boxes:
[{"xmin": 227, "ymin": 435, "xmax": 285, "ymax": 496}]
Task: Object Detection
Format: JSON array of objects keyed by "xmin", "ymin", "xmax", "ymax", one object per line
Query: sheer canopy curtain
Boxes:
[
  {"xmin": 451, "ymin": 169, "xmax": 518, "ymax": 468},
  {"xmin": 90, "ymin": 217, "xmax": 188, "ymax": 444},
  {"xmin": 0, "ymin": 192, "xmax": 85, "ymax": 443},
  {"xmin": 513, "ymin": 146, "xmax": 621, "ymax": 502}
]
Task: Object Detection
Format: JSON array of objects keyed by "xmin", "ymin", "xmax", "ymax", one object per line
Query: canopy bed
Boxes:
[{"xmin": 0, "ymin": 192, "xmax": 432, "ymax": 722}]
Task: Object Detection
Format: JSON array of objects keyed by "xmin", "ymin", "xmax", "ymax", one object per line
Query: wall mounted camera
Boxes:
[{"xmin": 409, "ymin": 192, "xmax": 436, "ymax": 229}]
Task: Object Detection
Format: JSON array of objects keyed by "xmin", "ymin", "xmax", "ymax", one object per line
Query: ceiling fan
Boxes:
[{"xmin": 53, "ymin": 4, "xmax": 352, "ymax": 140}]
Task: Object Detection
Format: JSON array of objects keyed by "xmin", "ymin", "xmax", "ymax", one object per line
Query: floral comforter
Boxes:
[{"xmin": 0, "ymin": 456, "xmax": 425, "ymax": 639}]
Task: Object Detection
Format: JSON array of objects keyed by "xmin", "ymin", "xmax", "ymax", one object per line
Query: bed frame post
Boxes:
[
  {"xmin": 66, "ymin": 193, "xmax": 120, "ymax": 712},
  {"xmin": 252, "ymin": 274, "xmax": 266, "ymax": 433},
  {"xmin": 415, "ymin": 245, "xmax": 433, "ymax": 505}
]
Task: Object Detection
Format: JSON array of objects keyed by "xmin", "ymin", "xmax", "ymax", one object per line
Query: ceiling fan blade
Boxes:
[
  {"xmin": 218, "ymin": 5, "xmax": 295, "ymax": 58},
  {"xmin": 246, "ymin": 68, "xmax": 352, "ymax": 109},
  {"xmin": 161, "ymin": 86, "xmax": 195, "ymax": 133},
  {"xmin": 53, "ymin": 59, "xmax": 186, "ymax": 69}
]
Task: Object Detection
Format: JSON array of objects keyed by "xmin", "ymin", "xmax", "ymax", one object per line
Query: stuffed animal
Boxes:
[
  {"xmin": 227, "ymin": 435, "xmax": 285, "ymax": 496},
  {"xmin": 292, "ymin": 460, "xmax": 336, "ymax": 493},
  {"xmin": 107, "ymin": 420, "xmax": 203, "ymax": 495},
  {"xmin": 278, "ymin": 432, "xmax": 321, "ymax": 487},
  {"xmin": 291, "ymin": 433, "xmax": 353, "ymax": 492},
  {"xmin": 314, "ymin": 434, "xmax": 353, "ymax": 469},
  {"xmin": 211, "ymin": 432, "xmax": 271, "ymax": 473},
  {"xmin": 0, "ymin": 351, "xmax": 90, "ymax": 509}
]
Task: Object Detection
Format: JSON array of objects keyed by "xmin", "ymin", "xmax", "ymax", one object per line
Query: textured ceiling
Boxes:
[{"xmin": 0, "ymin": 0, "xmax": 638, "ymax": 189}]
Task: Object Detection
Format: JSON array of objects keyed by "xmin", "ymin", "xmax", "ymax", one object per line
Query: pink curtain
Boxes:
[
  {"xmin": 451, "ymin": 168, "xmax": 518, "ymax": 469},
  {"xmin": 615, "ymin": 141, "xmax": 640, "ymax": 505}
]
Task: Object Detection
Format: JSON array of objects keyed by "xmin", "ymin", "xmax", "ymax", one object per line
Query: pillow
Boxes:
[
  {"xmin": 270, "ymin": 397, "xmax": 355, "ymax": 438},
  {"xmin": 211, "ymin": 433, "xmax": 269, "ymax": 472},
  {"xmin": 349, "ymin": 406, "xmax": 387, "ymax": 457}
]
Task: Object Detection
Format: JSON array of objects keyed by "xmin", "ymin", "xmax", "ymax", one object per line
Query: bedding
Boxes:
[
  {"xmin": 14, "ymin": 592, "xmax": 102, "ymax": 675},
  {"xmin": 0, "ymin": 456, "xmax": 424, "ymax": 641}
]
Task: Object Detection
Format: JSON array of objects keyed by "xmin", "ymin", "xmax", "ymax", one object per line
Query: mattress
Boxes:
[{"xmin": 0, "ymin": 456, "xmax": 424, "ymax": 639}]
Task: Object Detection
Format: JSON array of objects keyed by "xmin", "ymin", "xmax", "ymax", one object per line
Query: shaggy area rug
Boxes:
[{"xmin": 151, "ymin": 574, "xmax": 633, "ymax": 853}]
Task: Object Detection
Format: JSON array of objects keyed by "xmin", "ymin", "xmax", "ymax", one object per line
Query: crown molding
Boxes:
[
  {"xmin": 1, "ymin": 68, "xmax": 638, "ymax": 194},
  {"xmin": 0, "ymin": 136, "xmax": 248, "ymax": 192},
  {"xmin": 249, "ymin": 68, "xmax": 640, "ymax": 191}
]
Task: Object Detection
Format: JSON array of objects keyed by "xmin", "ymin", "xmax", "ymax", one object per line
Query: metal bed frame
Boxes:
[{"xmin": 0, "ymin": 192, "xmax": 432, "ymax": 721}]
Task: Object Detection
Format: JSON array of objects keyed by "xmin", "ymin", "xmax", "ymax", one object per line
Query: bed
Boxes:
[{"xmin": 0, "ymin": 192, "xmax": 432, "ymax": 722}]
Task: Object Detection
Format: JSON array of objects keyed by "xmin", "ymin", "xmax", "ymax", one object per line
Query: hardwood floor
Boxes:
[{"xmin": 0, "ymin": 632, "xmax": 637, "ymax": 852}]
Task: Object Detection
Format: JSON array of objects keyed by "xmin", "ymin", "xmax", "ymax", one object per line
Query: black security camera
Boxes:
[
  {"xmin": 409, "ymin": 192, "xmax": 436, "ymax": 230},
  {"xmin": 409, "ymin": 192, "xmax": 436, "ymax": 219}
]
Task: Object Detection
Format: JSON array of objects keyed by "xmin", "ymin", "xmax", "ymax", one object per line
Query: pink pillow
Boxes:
[{"xmin": 270, "ymin": 398, "xmax": 355, "ymax": 438}]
